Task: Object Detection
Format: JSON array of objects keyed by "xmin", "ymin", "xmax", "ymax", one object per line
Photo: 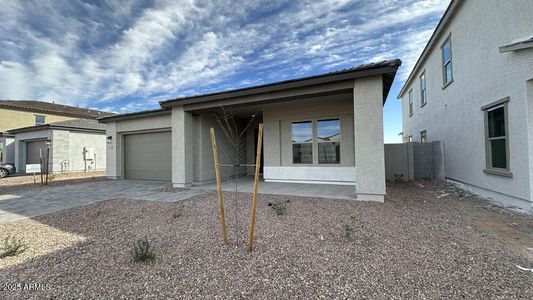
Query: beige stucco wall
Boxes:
[
  {"xmin": 400, "ymin": 0, "xmax": 533, "ymax": 210},
  {"xmin": 0, "ymin": 108, "xmax": 77, "ymax": 132}
]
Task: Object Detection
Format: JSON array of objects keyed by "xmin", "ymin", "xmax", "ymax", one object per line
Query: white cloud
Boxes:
[{"xmin": 0, "ymin": 0, "xmax": 450, "ymax": 111}]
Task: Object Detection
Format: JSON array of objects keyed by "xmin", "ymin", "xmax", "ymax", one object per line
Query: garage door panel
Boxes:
[
  {"xmin": 26, "ymin": 140, "xmax": 47, "ymax": 164},
  {"xmin": 124, "ymin": 131, "xmax": 171, "ymax": 180}
]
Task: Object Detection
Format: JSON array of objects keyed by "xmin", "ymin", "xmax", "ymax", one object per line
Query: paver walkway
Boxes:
[{"xmin": 0, "ymin": 180, "xmax": 206, "ymax": 224}]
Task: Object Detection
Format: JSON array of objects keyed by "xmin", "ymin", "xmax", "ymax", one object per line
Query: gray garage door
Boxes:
[
  {"xmin": 26, "ymin": 140, "xmax": 47, "ymax": 164},
  {"xmin": 124, "ymin": 131, "xmax": 171, "ymax": 180}
]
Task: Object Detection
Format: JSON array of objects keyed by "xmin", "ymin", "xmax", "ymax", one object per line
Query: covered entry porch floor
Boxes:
[{"xmin": 192, "ymin": 176, "xmax": 356, "ymax": 200}]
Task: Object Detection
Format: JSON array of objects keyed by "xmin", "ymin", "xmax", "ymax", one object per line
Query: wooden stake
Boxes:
[
  {"xmin": 210, "ymin": 127, "xmax": 229, "ymax": 245},
  {"xmin": 45, "ymin": 147, "xmax": 50, "ymax": 185},
  {"xmin": 248, "ymin": 123, "xmax": 263, "ymax": 252}
]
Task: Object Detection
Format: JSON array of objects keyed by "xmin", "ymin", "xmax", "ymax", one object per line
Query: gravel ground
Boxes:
[
  {"xmin": 0, "ymin": 171, "xmax": 106, "ymax": 195},
  {"xmin": 0, "ymin": 181, "xmax": 532, "ymax": 299}
]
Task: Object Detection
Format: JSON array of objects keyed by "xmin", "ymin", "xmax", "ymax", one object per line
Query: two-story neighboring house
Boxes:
[
  {"xmin": 0, "ymin": 100, "xmax": 113, "ymax": 166},
  {"xmin": 398, "ymin": 0, "xmax": 533, "ymax": 211}
]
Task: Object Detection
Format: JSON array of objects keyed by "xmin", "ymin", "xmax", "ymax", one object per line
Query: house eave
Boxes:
[{"xmin": 397, "ymin": 0, "xmax": 462, "ymax": 99}]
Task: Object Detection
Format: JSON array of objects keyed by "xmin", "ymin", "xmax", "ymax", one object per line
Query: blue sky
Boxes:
[{"xmin": 0, "ymin": 0, "xmax": 450, "ymax": 143}]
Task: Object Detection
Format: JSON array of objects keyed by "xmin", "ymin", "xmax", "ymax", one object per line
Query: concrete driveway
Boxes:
[{"xmin": 0, "ymin": 180, "xmax": 206, "ymax": 225}]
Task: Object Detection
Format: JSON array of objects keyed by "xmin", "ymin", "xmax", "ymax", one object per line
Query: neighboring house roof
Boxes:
[
  {"xmin": 0, "ymin": 100, "xmax": 115, "ymax": 119},
  {"xmin": 98, "ymin": 108, "xmax": 170, "ymax": 123},
  {"xmin": 397, "ymin": 0, "xmax": 461, "ymax": 98},
  {"xmin": 160, "ymin": 59, "xmax": 401, "ymax": 108},
  {"xmin": 7, "ymin": 119, "xmax": 106, "ymax": 134}
]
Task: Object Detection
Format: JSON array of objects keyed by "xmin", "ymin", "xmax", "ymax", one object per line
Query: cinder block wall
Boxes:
[{"xmin": 385, "ymin": 141, "xmax": 445, "ymax": 181}]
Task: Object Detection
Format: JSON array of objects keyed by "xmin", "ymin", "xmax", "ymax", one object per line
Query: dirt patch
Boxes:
[
  {"xmin": 0, "ymin": 182, "xmax": 532, "ymax": 299},
  {"xmin": 0, "ymin": 171, "xmax": 107, "ymax": 194}
]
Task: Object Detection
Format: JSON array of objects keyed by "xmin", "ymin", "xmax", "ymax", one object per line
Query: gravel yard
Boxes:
[{"xmin": 0, "ymin": 181, "xmax": 532, "ymax": 299}]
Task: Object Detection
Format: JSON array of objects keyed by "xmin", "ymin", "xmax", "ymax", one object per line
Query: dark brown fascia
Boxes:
[
  {"xmin": 160, "ymin": 63, "xmax": 400, "ymax": 108},
  {"xmin": 98, "ymin": 108, "xmax": 171, "ymax": 123}
]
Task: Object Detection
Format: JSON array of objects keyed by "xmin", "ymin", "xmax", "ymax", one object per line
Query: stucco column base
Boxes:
[
  {"xmin": 173, "ymin": 182, "xmax": 192, "ymax": 188},
  {"xmin": 356, "ymin": 193, "xmax": 385, "ymax": 202},
  {"xmin": 107, "ymin": 176, "xmax": 122, "ymax": 180}
]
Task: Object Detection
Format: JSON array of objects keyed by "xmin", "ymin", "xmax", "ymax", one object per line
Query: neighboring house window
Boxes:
[
  {"xmin": 408, "ymin": 89, "xmax": 413, "ymax": 117},
  {"xmin": 420, "ymin": 130, "xmax": 427, "ymax": 143},
  {"xmin": 482, "ymin": 97, "xmax": 511, "ymax": 176},
  {"xmin": 441, "ymin": 36, "xmax": 453, "ymax": 87},
  {"xmin": 35, "ymin": 115, "xmax": 46, "ymax": 125},
  {"xmin": 420, "ymin": 72, "xmax": 427, "ymax": 106},
  {"xmin": 317, "ymin": 119, "xmax": 341, "ymax": 164},
  {"xmin": 292, "ymin": 121, "xmax": 313, "ymax": 164},
  {"xmin": 408, "ymin": 136, "xmax": 413, "ymax": 142}
]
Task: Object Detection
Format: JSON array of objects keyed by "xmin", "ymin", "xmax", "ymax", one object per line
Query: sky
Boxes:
[{"xmin": 0, "ymin": 0, "xmax": 450, "ymax": 143}]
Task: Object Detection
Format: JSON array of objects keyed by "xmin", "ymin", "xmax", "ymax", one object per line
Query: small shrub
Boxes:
[
  {"xmin": 394, "ymin": 173, "xmax": 404, "ymax": 182},
  {"xmin": 343, "ymin": 224, "xmax": 355, "ymax": 240},
  {"xmin": 131, "ymin": 237, "xmax": 155, "ymax": 262},
  {"xmin": 47, "ymin": 174, "xmax": 56, "ymax": 181},
  {"xmin": 268, "ymin": 200, "xmax": 289, "ymax": 215},
  {"xmin": 1, "ymin": 236, "xmax": 28, "ymax": 258},
  {"xmin": 173, "ymin": 203, "xmax": 185, "ymax": 218}
]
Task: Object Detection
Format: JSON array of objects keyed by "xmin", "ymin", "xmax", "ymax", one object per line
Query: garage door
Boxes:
[
  {"xmin": 124, "ymin": 131, "xmax": 171, "ymax": 180},
  {"xmin": 26, "ymin": 140, "xmax": 47, "ymax": 164}
]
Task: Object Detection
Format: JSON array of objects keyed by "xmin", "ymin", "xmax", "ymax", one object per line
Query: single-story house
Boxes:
[
  {"xmin": 99, "ymin": 59, "xmax": 401, "ymax": 202},
  {"xmin": 9, "ymin": 119, "xmax": 107, "ymax": 173}
]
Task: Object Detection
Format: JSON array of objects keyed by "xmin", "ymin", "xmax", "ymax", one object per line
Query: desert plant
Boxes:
[
  {"xmin": 1, "ymin": 236, "xmax": 28, "ymax": 258},
  {"xmin": 343, "ymin": 224, "xmax": 355, "ymax": 240},
  {"xmin": 268, "ymin": 200, "xmax": 289, "ymax": 215},
  {"xmin": 131, "ymin": 237, "xmax": 155, "ymax": 262},
  {"xmin": 47, "ymin": 174, "xmax": 56, "ymax": 181},
  {"xmin": 173, "ymin": 203, "xmax": 185, "ymax": 218}
]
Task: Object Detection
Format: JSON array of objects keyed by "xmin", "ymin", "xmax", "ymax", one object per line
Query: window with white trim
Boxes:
[
  {"xmin": 420, "ymin": 72, "xmax": 427, "ymax": 106},
  {"xmin": 408, "ymin": 89, "xmax": 413, "ymax": 117},
  {"xmin": 441, "ymin": 36, "xmax": 453, "ymax": 86},
  {"xmin": 483, "ymin": 98, "xmax": 511, "ymax": 176},
  {"xmin": 317, "ymin": 119, "xmax": 340, "ymax": 164},
  {"xmin": 35, "ymin": 115, "xmax": 46, "ymax": 125},
  {"xmin": 292, "ymin": 121, "xmax": 313, "ymax": 164}
]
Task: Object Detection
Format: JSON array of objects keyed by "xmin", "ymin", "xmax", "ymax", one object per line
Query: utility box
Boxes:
[{"xmin": 84, "ymin": 146, "xmax": 95, "ymax": 160}]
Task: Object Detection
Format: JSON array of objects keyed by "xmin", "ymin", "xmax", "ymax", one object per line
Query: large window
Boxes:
[
  {"xmin": 483, "ymin": 97, "xmax": 511, "ymax": 176},
  {"xmin": 35, "ymin": 115, "xmax": 46, "ymax": 125},
  {"xmin": 420, "ymin": 72, "xmax": 427, "ymax": 106},
  {"xmin": 441, "ymin": 36, "xmax": 453, "ymax": 87},
  {"xmin": 408, "ymin": 89, "xmax": 413, "ymax": 117},
  {"xmin": 292, "ymin": 121, "xmax": 313, "ymax": 164},
  {"xmin": 317, "ymin": 119, "xmax": 340, "ymax": 164}
]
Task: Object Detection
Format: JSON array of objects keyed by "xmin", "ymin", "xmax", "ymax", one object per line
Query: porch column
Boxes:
[
  {"xmin": 172, "ymin": 105, "xmax": 193, "ymax": 188},
  {"xmin": 105, "ymin": 122, "xmax": 121, "ymax": 179},
  {"xmin": 353, "ymin": 76, "xmax": 386, "ymax": 202}
]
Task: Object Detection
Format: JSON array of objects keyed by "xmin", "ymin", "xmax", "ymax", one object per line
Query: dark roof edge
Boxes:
[
  {"xmin": 7, "ymin": 124, "xmax": 105, "ymax": 134},
  {"xmin": 397, "ymin": 0, "xmax": 461, "ymax": 99},
  {"xmin": 0, "ymin": 132, "xmax": 15, "ymax": 137},
  {"xmin": 98, "ymin": 108, "xmax": 171, "ymax": 123},
  {"xmin": 0, "ymin": 103, "xmax": 114, "ymax": 119},
  {"xmin": 161, "ymin": 59, "xmax": 401, "ymax": 107}
]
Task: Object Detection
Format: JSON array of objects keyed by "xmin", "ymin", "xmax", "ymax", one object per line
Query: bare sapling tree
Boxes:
[{"xmin": 213, "ymin": 106, "xmax": 257, "ymax": 246}]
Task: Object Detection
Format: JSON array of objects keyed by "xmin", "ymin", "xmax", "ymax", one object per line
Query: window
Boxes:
[
  {"xmin": 35, "ymin": 115, "xmax": 46, "ymax": 125},
  {"xmin": 420, "ymin": 72, "xmax": 427, "ymax": 106},
  {"xmin": 441, "ymin": 36, "xmax": 453, "ymax": 87},
  {"xmin": 420, "ymin": 130, "xmax": 427, "ymax": 143},
  {"xmin": 483, "ymin": 97, "xmax": 511, "ymax": 176},
  {"xmin": 408, "ymin": 136, "xmax": 413, "ymax": 142},
  {"xmin": 408, "ymin": 89, "xmax": 413, "ymax": 117},
  {"xmin": 292, "ymin": 121, "xmax": 313, "ymax": 164},
  {"xmin": 317, "ymin": 119, "xmax": 340, "ymax": 164}
]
